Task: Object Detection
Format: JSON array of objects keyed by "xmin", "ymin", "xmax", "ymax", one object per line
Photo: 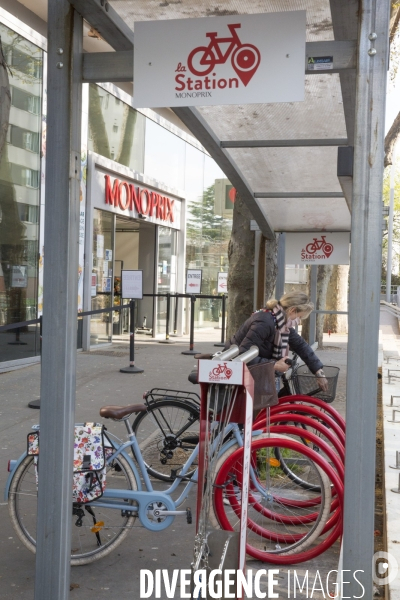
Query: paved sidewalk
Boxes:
[
  {"xmin": 379, "ymin": 306, "xmax": 400, "ymax": 600},
  {"xmin": 0, "ymin": 329, "xmax": 347, "ymax": 599}
]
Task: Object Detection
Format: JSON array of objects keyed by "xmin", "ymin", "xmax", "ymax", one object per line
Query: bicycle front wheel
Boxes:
[
  {"xmin": 211, "ymin": 435, "xmax": 333, "ymax": 560},
  {"xmin": 132, "ymin": 399, "xmax": 200, "ymax": 481},
  {"xmin": 8, "ymin": 453, "xmax": 138, "ymax": 566}
]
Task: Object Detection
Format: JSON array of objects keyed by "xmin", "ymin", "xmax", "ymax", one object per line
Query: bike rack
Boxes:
[{"xmin": 192, "ymin": 350, "xmax": 255, "ymax": 599}]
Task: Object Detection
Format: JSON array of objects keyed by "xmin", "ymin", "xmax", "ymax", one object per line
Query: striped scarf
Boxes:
[{"xmin": 268, "ymin": 305, "xmax": 297, "ymax": 359}]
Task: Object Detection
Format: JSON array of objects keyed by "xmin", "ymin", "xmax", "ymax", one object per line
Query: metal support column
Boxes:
[
  {"xmin": 386, "ymin": 144, "xmax": 397, "ymax": 302},
  {"xmin": 34, "ymin": 3, "xmax": 82, "ymax": 599},
  {"xmin": 253, "ymin": 230, "xmax": 261, "ymax": 311},
  {"xmin": 309, "ymin": 265, "xmax": 317, "ymax": 346},
  {"xmin": 275, "ymin": 233, "xmax": 286, "ymax": 300},
  {"xmin": 343, "ymin": 1, "xmax": 390, "ymax": 597}
]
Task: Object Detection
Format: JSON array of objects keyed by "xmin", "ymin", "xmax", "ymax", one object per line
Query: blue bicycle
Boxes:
[{"xmin": 5, "ymin": 352, "xmax": 332, "ymax": 565}]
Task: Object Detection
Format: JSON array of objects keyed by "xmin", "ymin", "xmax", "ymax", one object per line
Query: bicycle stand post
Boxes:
[{"xmin": 191, "ymin": 356, "xmax": 255, "ymax": 599}]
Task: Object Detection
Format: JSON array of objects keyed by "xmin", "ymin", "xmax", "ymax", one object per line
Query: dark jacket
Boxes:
[{"xmin": 226, "ymin": 311, "xmax": 323, "ymax": 374}]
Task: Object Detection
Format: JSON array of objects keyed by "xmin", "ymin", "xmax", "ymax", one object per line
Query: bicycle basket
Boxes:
[{"xmin": 291, "ymin": 365, "xmax": 340, "ymax": 403}]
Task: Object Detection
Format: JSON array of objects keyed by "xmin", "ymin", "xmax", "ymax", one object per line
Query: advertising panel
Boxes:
[
  {"xmin": 285, "ymin": 233, "xmax": 350, "ymax": 265},
  {"xmin": 134, "ymin": 12, "xmax": 306, "ymax": 107},
  {"xmin": 217, "ymin": 272, "xmax": 228, "ymax": 293},
  {"xmin": 186, "ymin": 269, "xmax": 202, "ymax": 293},
  {"xmin": 121, "ymin": 270, "xmax": 143, "ymax": 299}
]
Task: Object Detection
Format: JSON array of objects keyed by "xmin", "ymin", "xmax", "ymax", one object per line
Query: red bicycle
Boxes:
[{"xmin": 187, "ymin": 23, "xmax": 260, "ymax": 77}]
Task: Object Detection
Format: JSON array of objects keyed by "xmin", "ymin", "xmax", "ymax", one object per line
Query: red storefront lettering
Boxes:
[
  {"xmin": 140, "ymin": 189, "xmax": 150, "ymax": 215},
  {"xmin": 105, "ymin": 175, "xmax": 120, "ymax": 206},
  {"xmin": 104, "ymin": 175, "xmax": 175, "ymax": 222},
  {"xmin": 118, "ymin": 182, "xmax": 131, "ymax": 211},
  {"xmin": 156, "ymin": 195, "xmax": 164, "ymax": 220},
  {"xmin": 129, "ymin": 184, "xmax": 141, "ymax": 213},
  {"xmin": 149, "ymin": 192, "xmax": 159, "ymax": 217},
  {"xmin": 166, "ymin": 198, "xmax": 174, "ymax": 222}
]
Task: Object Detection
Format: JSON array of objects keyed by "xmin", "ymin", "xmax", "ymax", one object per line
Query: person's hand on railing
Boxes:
[{"xmin": 315, "ymin": 369, "xmax": 329, "ymax": 392}]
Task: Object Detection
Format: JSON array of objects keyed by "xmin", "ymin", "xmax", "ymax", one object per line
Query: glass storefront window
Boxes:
[
  {"xmin": 0, "ymin": 25, "xmax": 43, "ymax": 361},
  {"xmin": 156, "ymin": 226, "xmax": 178, "ymax": 335},
  {"xmin": 185, "ymin": 152, "xmax": 232, "ymax": 327},
  {"xmin": 144, "ymin": 119, "xmax": 186, "ymax": 191},
  {"xmin": 90, "ymin": 209, "xmax": 114, "ymax": 344},
  {"xmin": 88, "ymin": 84, "xmax": 145, "ymax": 174}
]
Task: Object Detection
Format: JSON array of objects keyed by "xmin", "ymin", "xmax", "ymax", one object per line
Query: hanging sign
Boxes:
[
  {"xmin": 186, "ymin": 269, "xmax": 202, "ymax": 294},
  {"xmin": 285, "ymin": 233, "xmax": 350, "ymax": 265},
  {"xmin": 121, "ymin": 270, "xmax": 143, "ymax": 299},
  {"xmin": 133, "ymin": 11, "xmax": 306, "ymax": 107},
  {"xmin": 217, "ymin": 272, "xmax": 228, "ymax": 293}
]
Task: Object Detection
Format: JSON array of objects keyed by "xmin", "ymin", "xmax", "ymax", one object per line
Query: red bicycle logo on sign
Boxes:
[
  {"xmin": 210, "ymin": 363, "xmax": 233, "ymax": 379},
  {"xmin": 305, "ymin": 235, "xmax": 334, "ymax": 258},
  {"xmin": 187, "ymin": 23, "xmax": 261, "ymax": 86}
]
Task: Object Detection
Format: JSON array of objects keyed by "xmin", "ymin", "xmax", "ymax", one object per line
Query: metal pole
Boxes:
[
  {"xmin": 29, "ymin": 315, "xmax": 43, "ymax": 409},
  {"xmin": 387, "ymin": 144, "xmax": 397, "ymax": 302},
  {"xmin": 35, "ymin": 5, "xmax": 82, "ymax": 599},
  {"xmin": 276, "ymin": 232, "xmax": 286, "ymax": 300},
  {"xmin": 214, "ymin": 294, "xmax": 226, "ymax": 347},
  {"xmin": 173, "ymin": 293, "xmax": 178, "ymax": 334},
  {"xmin": 253, "ymin": 230, "xmax": 261, "ymax": 311},
  {"xmin": 343, "ymin": 2, "xmax": 390, "ymax": 598},
  {"xmin": 165, "ymin": 293, "xmax": 171, "ymax": 339},
  {"xmin": 159, "ymin": 292, "xmax": 175, "ymax": 343},
  {"xmin": 120, "ymin": 300, "xmax": 144, "ymax": 373},
  {"xmin": 309, "ymin": 265, "xmax": 317, "ymax": 345},
  {"xmin": 182, "ymin": 295, "xmax": 199, "ymax": 355}
]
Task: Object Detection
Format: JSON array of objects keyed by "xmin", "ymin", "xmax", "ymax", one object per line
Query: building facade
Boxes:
[{"xmin": 0, "ymin": 7, "xmax": 233, "ymax": 367}]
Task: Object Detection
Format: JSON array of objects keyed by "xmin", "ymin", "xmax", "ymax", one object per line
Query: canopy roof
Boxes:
[
  {"xmin": 108, "ymin": 0, "xmax": 356, "ymax": 236},
  {"xmin": 15, "ymin": 0, "xmax": 358, "ymax": 236}
]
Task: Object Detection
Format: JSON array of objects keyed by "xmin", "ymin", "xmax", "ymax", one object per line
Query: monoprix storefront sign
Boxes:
[
  {"xmin": 286, "ymin": 233, "xmax": 350, "ymax": 265},
  {"xmin": 133, "ymin": 12, "xmax": 306, "ymax": 107}
]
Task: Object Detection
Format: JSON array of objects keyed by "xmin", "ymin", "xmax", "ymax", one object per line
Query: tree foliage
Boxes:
[{"xmin": 186, "ymin": 184, "xmax": 231, "ymax": 243}]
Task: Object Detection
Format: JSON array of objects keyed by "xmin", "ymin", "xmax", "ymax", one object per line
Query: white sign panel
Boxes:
[
  {"xmin": 217, "ymin": 272, "xmax": 228, "ymax": 293},
  {"xmin": 286, "ymin": 233, "xmax": 350, "ymax": 265},
  {"xmin": 11, "ymin": 266, "xmax": 28, "ymax": 288},
  {"xmin": 121, "ymin": 270, "xmax": 143, "ymax": 299},
  {"xmin": 186, "ymin": 269, "xmax": 202, "ymax": 294},
  {"xmin": 134, "ymin": 12, "xmax": 306, "ymax": 107},
  {"xmin": 198, "ymin": 359, "xmax": 244, "ymax": 385}
]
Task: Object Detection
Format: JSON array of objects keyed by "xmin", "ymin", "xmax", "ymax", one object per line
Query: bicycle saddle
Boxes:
[{"xmin": 100, "ymin": 403, "xmax": 147, "ymax": 420}]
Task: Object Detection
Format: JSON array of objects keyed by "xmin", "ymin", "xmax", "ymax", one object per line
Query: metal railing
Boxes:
[{"xmin": 0, "ymin": 293, "xmax": 228, "ymax": 358}]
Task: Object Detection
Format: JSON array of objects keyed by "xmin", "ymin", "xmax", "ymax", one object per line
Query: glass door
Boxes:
[
  {"xmin": 90, "ymin": 209, "xmax": 114, "ymax": 344},
  {"xmin": 156, "ymin": 226, "xmax": 177, "ymax": 335}
]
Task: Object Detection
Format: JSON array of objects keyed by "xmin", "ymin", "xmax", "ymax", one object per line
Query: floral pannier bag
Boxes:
[{"xmin": 27, "ymin": 423, "xmax": 110, "ymax": 504}]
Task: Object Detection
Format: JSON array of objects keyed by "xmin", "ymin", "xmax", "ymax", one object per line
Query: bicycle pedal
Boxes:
[
  {"xmin": 121, "ymin": 509, "xmax": 135, "ymax": 518},
  {"xmin": 186, "ymin": 507, "xmax": 192, "ymax": 524}
]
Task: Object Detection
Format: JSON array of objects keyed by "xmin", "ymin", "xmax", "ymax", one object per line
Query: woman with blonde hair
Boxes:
[{"xmin": 225, "ymin": 291, "xmax": 327, "ymax": 390}]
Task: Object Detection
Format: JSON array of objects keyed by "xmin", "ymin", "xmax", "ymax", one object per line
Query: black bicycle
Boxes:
[{"xmin": 132, "ymin": 353, "xmax": 340, "ymax": 486}]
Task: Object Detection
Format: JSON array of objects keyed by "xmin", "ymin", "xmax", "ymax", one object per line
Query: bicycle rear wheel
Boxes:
[
  {"xmin": 8, "ymin": 453, "xmax": 138, "ymax": 565},
  {"xmin": 131, "ymin": 399, "xmax": 200, "ymax": 481}
]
